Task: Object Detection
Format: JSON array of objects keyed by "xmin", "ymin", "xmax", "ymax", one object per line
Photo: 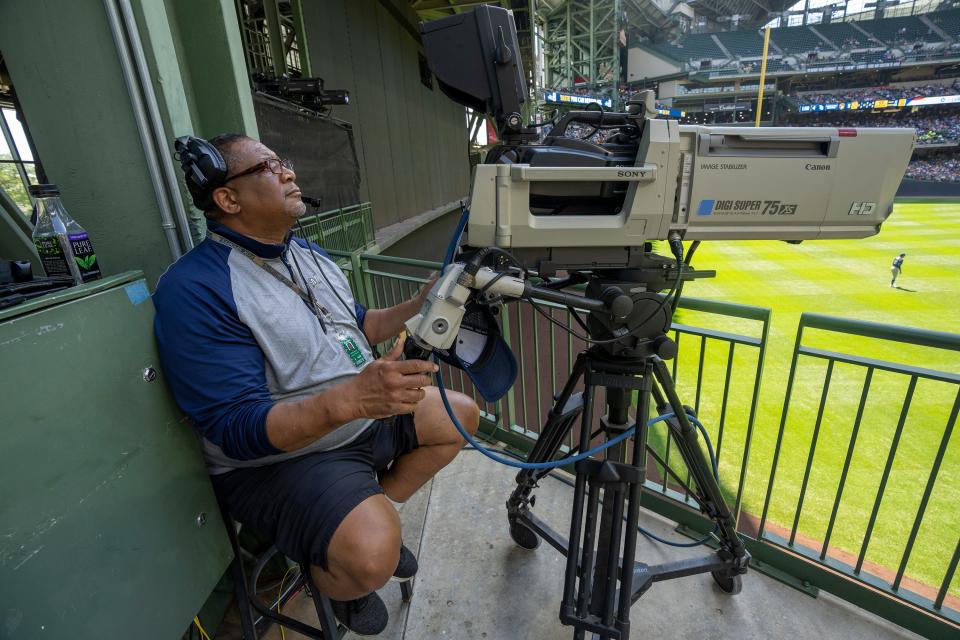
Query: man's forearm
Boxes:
[
  {"xmin": 265, "ymin": 382, "xmax": 360, "ymax": 452},
  {"xmin": 263, "ymin": 340, "xmax": 438, "ymax": 452},
  {"xmin": 363, "ymin": 297, "xmax": 423, "ymax": 345}
]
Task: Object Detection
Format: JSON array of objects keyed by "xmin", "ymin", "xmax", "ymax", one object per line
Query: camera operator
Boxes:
[{"xmin": 154, "ymin": 134, "xmax": 480, "ymax": 635}]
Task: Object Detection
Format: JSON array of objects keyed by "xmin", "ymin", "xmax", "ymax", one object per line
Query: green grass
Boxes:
[{"xmin": 653, "ymin": 201, "xmax": 960, "ymax": 600}]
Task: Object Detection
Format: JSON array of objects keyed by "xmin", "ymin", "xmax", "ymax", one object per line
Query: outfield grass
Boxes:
[{"xmin": 652, "ymin": 201, "xmax": 960, "ymax": 599}]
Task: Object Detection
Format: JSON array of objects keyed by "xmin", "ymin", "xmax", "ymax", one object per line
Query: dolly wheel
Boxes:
[
  {"xmin": 711, "ymin": 571, "xmax": 742, "ymax": 595},
  {"xmin": 509, "ymin": 520, "xmax": 541, "ymax": 550}
]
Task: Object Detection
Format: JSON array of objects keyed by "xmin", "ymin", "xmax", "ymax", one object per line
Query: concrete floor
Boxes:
[{"xmin": 261, "ymin": 452, "xmax": 924, "ymax": 640}]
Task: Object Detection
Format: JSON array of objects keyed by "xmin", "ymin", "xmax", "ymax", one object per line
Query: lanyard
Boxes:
[{"xmin": 208, "ymin": 232, "xmax": 330, "ymax": 330}]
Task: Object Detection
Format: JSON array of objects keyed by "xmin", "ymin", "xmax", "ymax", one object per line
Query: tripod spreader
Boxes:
[{"xmin": 505, "ymin": 347, "xmax": 750, "ymax": 640}]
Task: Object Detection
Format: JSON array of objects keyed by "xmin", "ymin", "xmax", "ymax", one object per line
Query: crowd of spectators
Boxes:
[
  {"xmin": 538, "ymin": 84, "xmax": 960, "ymax": 182},
  {"xmin": 781, "ymin": 104, "xmax": 960, "ymax": 145},
  {"xmin": 904, "ymin": 151, "xmax": 960, "ymax": 182},
  {"xmin": 781, "ymin": 103, "xmax": 960, "ymax": 181},
  {"xmin": 792, "ymin": 80, "xmax": 960, "ymax": 105}
]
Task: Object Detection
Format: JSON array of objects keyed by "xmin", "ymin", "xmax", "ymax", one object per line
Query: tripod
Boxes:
[{"xmin": 505, "ymin": 296, "xmax": 750, "ymax": 640}]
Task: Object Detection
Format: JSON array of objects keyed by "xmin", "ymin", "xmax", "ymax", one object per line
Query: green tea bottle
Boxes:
[{"xmin": 30, "ymin": 184, "xmax": 101, "ymax": 284}]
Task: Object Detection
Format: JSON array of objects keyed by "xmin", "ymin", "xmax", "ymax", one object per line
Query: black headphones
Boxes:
[{"xmin": 174, "ymin": 136, "xmax": 228, "ymax": 211}]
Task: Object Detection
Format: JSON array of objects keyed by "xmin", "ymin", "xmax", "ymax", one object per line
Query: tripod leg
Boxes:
[
  {"xmin": 590, "ymin": 484, "xmax": 625, "ymax": 624},
  {"xmin": 507, "ymin": 354, "xmax": 588, "ymax": 550},
  {"xmin": 518, "ymin": 353, "xmax": 589, "ymax": 473},
  {"xmin": 650, "ymin": 359, "xmax": 749, "ymax": 571},
  {"xmin": 615, "ymin": 362, "xmax": 652, "ymax": 637},
  {"xmin": 576, "ymin": 481, "xmax": 602, "ymax": 619},
  {"xmin": 589, "ymin": 383, "xmax": 633, "ymax": 623},
  {"xmin": 561, "ymin": 378, "xmax": 598, "ymax": 623}
]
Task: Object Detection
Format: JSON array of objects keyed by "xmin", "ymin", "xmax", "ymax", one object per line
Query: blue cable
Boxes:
[
  {"xmin": 436, "ymin": 364, "xmax": 719, "ymax": 475},
  {"xmin": 443, "ymin": 204, "xmax": 470, "ymax": 267},
  {"xmin": 433, "ymin": 204, "xmax": 721, "ymax": 545}
]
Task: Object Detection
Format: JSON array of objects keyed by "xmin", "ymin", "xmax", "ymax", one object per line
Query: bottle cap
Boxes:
[{"xmin": 28, "ymin": 184, "xmax": 61, "ymax": 198}]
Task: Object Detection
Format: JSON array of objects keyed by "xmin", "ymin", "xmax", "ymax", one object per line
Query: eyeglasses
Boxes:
[{"xmin": 223, "ymin": 157, "xmax": 294, "ymax": 183}]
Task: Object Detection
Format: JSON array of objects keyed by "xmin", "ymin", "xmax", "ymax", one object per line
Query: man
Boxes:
[
  {"xmin": 891, "ymin": 252, "xmax": 906, "ymax": 287},
  {"xmin": 154, "ymin": 134, "xmax": 480, "ymax": 635}
]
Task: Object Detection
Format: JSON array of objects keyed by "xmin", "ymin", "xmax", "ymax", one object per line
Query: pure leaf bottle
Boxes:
[{"xmin": 29, "ymin": 184, "xmax": 102, "ymax": 284}]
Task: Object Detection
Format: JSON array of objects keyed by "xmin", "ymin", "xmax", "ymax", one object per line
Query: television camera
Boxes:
[
  {"xmin": 407, "ymin": 6, "xmax": 914, "ymax": 640},
  {"xmin": 253, "ymin": 74, "xmax": 349, "ymax": 110}
]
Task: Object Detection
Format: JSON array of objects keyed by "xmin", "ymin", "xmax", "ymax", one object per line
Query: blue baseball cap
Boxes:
[{"xmin": 434, "ymin": 302, "xmax": 517, "ymax": 403}]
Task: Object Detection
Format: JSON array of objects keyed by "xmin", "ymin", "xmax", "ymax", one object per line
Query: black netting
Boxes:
[{"xmin": 253, "ymin": 94, "xmax": 362, "ymax": 210}]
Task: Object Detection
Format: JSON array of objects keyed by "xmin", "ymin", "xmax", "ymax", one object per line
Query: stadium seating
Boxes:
[
  {"xmin": 642, "ymin": 9, "xmax": 960, "ymax": 69},
  {"xmin": 771, "ymin": 26, "xmax": 832, "ymax": 53},
  {"xmin": 644, "ymin": 33, "xmax": 727, "ymax": 62},
  {"xmin": 670, "ymin": 33, "xmax": 727, "ymax": 59},
  {"xmin": 813, "ymin": 22, "xmax": 874, "ymax": 48},
  {"xmin": 764, "ymin": 59, "xmax": 791, "ymax": 73},
  {"xmin": 851, "ymin": 51, "xmax": 889, "ymax": 64},
  {"xmin": 905, "ymin": 152, "xmax": 960, "ymax": 182},
  {"xmin": 861, "ymin": 15, "xmax": 939, "ymax": 44},
  {"xmin": 645, "ymin": 41, "xmax": 691, "ymax": 62},
  {"xmin": 928, "ymin": 9, "xmax": 960, "ymax": 39},
  {"xmin": 782, "ymin": 106, "xmax": 960, "ymax": 146},
  {"xmin": 714, "ymin": 30, "xmax": 766, "ymax": 57}
]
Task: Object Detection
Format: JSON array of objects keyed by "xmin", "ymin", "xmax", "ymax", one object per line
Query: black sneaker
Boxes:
[
  {"xmin": 392, "ymin": 544, "xmax": 418, "ymax": 582},
  {"xmin": 330, "ymin": 592, "xmax": 388, "ymax": 636}
]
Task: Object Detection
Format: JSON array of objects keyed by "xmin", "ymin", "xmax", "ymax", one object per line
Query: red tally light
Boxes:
[{"xmin": 838, "ymin": 128, "xmax": 857, "ymax": 137}]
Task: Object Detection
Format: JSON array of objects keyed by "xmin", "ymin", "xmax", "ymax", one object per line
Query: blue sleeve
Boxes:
[
  {"xmin": 153, "ymin": 254, "xmax": 282, "ymax": 461},
  {"xmin": 355, "ymin": 302, "xmax": 367, "ymax": 329}
]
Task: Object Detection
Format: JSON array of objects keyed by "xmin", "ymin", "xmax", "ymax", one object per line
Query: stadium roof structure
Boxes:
[
  {"xmin": 407, "ymin": 1, "xmax": 798, "ymax": 46},
  {"xmin": 687, "ymin": 0, "xmax": 793, "ymax": 26},
  {"xmin": 409, "ymin": 0, "xmax": 528, "ymax": 22}
]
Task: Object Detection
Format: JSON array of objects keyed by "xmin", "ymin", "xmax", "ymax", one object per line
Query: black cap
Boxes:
[{"xmin": 28, "ymin": 184, "xmax": 60, "ymax": 198}]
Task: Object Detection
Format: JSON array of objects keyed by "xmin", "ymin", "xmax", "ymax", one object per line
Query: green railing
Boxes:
[
  {"xmin": 756, "ymin": 313, "xmax": 960, "ymax": 633},
  {"xmin": 297, "ymin": 203, "xmax": 375, "ymax": 254},
  {"xmin": 324, "ymin": 247, "xmax": 958, "ymax": 639}
]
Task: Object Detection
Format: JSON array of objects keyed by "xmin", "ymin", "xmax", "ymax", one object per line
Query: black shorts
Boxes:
[{"xmin": 211, "ymin": 414, "xmax": 419, "ymax": 570}]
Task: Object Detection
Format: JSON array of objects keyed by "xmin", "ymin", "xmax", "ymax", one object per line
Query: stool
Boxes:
[{"xmin": 220, "ymin": 503, "xmax": 413, "ymax": 639}]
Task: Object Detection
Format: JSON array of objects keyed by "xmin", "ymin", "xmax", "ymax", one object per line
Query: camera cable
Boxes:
[
  {"xmin": 429, "ymin": 205, "xmax": 721, "ymax": 544},
  {"xmin": 461, "ymin": 443, "xmax": 720, "ymax": 548},
  {"xmin": 432, "ymin": 211, "xmax": 718, "ymax": 474}
]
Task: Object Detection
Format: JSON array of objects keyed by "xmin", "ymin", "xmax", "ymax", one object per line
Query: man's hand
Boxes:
[
  {"xmin": 415, "ymin": 272, "xmax": 439, "ymax": 306},
  {"xmin": 346, "ymin": 338, "xmax": 438, "ymax": 419},
  {"xmin": 362, "ymin": 272, "xmax": 439, "ymax": 345}
]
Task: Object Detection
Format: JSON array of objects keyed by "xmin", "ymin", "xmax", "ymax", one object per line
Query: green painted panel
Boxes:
[
  {"xmin": 302, "ymin": 1, "xmax": 369, "ymax": 203},
  {"xmin": 0, "ymin": 274, "xmax": 232, "ymax": 640},
  {"xmin": 350, "ymin": 0, "xmax": 399, "ymax": 227},
  {"xmin": 300, "ymin": 0, "xmax": 469, "ymax": 228},
  {"xmin": 167, "ymin": 0, "xmax": 259, "ymax": 139},
  {"xmin": 379, "ymin": 11, "xmax": 413, "ymax": 220}
]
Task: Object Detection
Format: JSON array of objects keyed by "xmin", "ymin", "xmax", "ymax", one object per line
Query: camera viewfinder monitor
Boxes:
[{"xmin": 419, "ymin": 5, "xmax": 528, "ymax": 137}]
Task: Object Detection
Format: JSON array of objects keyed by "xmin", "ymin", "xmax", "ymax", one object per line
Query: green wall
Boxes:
[
  {"xmin": 302, "ymin": 0, "xmax": 471, "ymax": 230},
  {"xmin": 133, "ymin": 0, "xmax": 260, "ymax": 245}
]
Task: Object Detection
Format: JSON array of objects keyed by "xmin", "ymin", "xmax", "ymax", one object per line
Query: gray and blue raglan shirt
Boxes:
[{"xmin": 153, "ymin": 220, "xmax": 375, "ymax": 474}]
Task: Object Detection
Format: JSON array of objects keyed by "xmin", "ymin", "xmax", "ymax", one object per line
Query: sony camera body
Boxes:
[{"xmin": 420, "ymin": 6, "xmax": 914, "ymax": 273}]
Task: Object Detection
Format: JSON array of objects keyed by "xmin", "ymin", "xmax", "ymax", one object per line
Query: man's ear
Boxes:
[{"xmin": 211, "ymin": 186, "xmax": 240, "ymax": 215}]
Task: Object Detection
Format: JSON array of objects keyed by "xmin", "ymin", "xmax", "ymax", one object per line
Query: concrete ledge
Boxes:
[{"xmin": 375, "ymin": 199, "xmax": 466, "ymax": 254}]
